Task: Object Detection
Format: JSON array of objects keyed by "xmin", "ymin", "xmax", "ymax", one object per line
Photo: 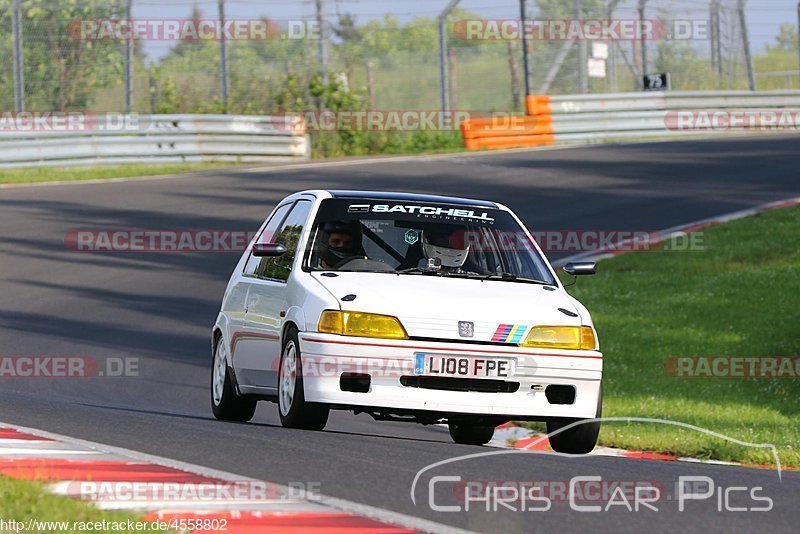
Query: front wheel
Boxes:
[
  {"xmin": 278, "ymin": 328, "xmax": 329, "ymax": 431},
  {"xmin": 448, "ymin": 421, "xmax": 495, "ymax": 446},
  {"xmin": 211, "ymin": 336, "xmax": 257, "ymax": 422},
  {"xmin": 546, "ymin": 386, "xmax": 602, "ymax": 454}
]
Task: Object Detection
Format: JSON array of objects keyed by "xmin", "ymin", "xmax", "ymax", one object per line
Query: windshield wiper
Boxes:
[
  {"xmin": 482, "ymin": 272, "xmax": 554, "ymax": 285},
  {"xmin": 395, "ymin": 267, "xmax": 446, "ymax": 275}
]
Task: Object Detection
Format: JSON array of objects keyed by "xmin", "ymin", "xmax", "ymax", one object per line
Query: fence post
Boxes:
[
  {"xmin": 638, "ymin": 0, "xmax": 648, "ymax": 84},
  {"xmin": 218, "ymin": 0, "xmax": 229, "ymax": 112},
  {"xmin": 576, "ymin": 0, "xmax": 587, "ymax": 93},
  {"xmin": 508, "ymin": 41, "xmax": 521, "ymax": 110},
  {"xmin": 737, "ymin": 0, "xmax": 755, "ymax": 90},
  {"xmin": 315, "ymin": 0, "xmax": 329, "ymax": 83},
  {"xmin": 519, "ymin": 0, "xmax": 532, "ymax": 96},
  {"xmin": 710, "ymin": 0, "xmax": 721, "ymax": 79},
  {"xmin": 125, "ymin": 0, "xmax": 133, "ymax": 112},
  {"xmin": 438, "ymin": 0, "xmax": 460, "ymax": 112},
  {"xmin": 607, "ymin": 1, "xmax": 620, "ymax": 92},
  {"xmin": 12, "ymin": 0, "xmax": 25, "ymax": 112}
]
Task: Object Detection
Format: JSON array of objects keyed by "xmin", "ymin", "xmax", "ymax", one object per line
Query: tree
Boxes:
[
  {"xmin": 3, "ymin": 0, "xmax": 125, "ymax": 110},
  {"xmin": 769, "ymin": 23, "xmax": 798, "ymax": 53}
]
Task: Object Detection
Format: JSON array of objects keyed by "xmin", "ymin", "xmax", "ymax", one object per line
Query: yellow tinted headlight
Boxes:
[
  {"xmin": 521, "ymin": 325, "xmax": 596, "ymax": 350},
  {"xmin": 317, "ymin": 310, "xmax": 344, "ymax": 334},
  {"xmin": 580, "ymin": 326, "xmax": 597, "ymax": 350},
  {"xmin": 317, "ymin": 310, "xmax": 408, "ymax": 339}
]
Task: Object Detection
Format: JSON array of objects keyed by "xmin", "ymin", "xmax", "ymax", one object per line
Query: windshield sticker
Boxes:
[
  {"xmin": 371, "ymin": 204, "xmax": 495, "ymax": 223},
  {"xmin": 347, "ymin": 204, "xmax": 371, "ymax": 213},
  {"xmin": 404, "ymin": 230, "xmax": 419, "ymax": 245}
]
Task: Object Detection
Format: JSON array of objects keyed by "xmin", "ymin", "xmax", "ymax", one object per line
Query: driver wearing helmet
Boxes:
[
  {"xmin": 421, "ymin": 230, "xmax": 472, "ymax": 273},
  {"xmin": 319, "ymin": 220, "xmax": 365, "ymax": 269}
]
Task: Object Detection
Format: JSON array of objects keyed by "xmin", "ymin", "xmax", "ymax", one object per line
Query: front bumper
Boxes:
[{"xmin": 298, "ymin": 333, "xmax": 602, "ymax": 419}]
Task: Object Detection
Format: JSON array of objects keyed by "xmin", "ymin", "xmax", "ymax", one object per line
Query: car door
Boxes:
[
  {"xmin": 234, "ymin": 199, "xmax": 312, "ymax": 389},
  {"xmin": 230, "ymin": 201, "xmax": 292, "ymax": 388}
]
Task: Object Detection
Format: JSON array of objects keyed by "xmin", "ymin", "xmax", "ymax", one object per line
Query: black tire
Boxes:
[
  {"xmin": 448, "ymin": 421, "xmax": 495, "ymax": 446},
  {"xmin": 278, "ymin": 328, "xmax": 329, "ymax": 430},
  {"xmin": 211, "ymin": 336, "xmax": 257, "ymax": 422},
  {"xmin": 546, "ymin": 385, "xmax": 602, "ymax": 454}
]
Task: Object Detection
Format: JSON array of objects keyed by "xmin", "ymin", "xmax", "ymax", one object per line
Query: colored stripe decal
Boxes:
[
  {"xmin": 491, "ymin": 324, "xmax": 512, "ymax": 342},
  {"xmin": 492, "ymin": 324, "xmax": 528, "ymax": 343},
  {"xmin": 509, "ymin": 325, "xmax": 528, "ymax": 344}
]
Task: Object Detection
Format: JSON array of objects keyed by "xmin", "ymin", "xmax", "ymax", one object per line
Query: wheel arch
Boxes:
[
  {"xmin": 281, "ymin": 320, "xmax": 299, "ymax": 346},
  {"xmin": 281, "ymin": 305, "xmax": 306, "ymax": 345},
  {"xmin": 212, "ymin": 327, "xmax": 223, "ymax": 353}
]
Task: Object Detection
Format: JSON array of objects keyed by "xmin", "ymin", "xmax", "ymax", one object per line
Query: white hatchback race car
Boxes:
[{"xmin": 211, "ymin": 190, "xmax": 603, "ymax": 452}]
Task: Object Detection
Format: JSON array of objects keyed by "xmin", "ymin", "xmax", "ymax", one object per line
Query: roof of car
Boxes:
[{"xmin": 325, "ymin": 190, "xmax": 498, "ymax": 208}]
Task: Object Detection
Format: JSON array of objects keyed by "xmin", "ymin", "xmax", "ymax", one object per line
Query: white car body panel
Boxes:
[{"xmin": 213, "ymin": 189, "xmax": 603, "ymax": 420}]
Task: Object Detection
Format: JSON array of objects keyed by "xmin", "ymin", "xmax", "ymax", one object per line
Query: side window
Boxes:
[
  {"xmin": 243, "ymin": 203, "xmax": 293, "ymax": 276},
  {"xmin": 255, "ymin": 200, "xmax": 312, "ymax": 282}
]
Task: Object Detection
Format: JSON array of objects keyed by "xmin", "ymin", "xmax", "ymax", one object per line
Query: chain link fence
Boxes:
[{"xmin": 1, "ymin": 0, "xmax": 798, "ymax": 114}]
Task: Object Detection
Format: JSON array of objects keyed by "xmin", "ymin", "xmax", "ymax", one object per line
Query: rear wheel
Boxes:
[
  {"xmin": 546, "ymin": 385, "xmax": 602, "ymax": 454},
  {"xmin": 448, "ymin": 421, "xmax": 495, "ymax": 446},
  {"xmin": 211, "ymin": 336, "xmax": 257, "ymax": 422},
  {"xmin": 278, "ymin": 328, "xmax": 329, "ymax": 430}
]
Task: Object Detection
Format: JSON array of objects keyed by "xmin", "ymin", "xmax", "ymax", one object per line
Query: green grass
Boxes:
[
  {"xmin": 541, "ymin": 207, "xmax": 800, "ymax": 467},
  {"xmin": 0, "ymin": 476, "xmax": 173, "ymax": 532},
  {"xmin": 0, "ymin": 163, "xmax": 233, "ymax": 185}
]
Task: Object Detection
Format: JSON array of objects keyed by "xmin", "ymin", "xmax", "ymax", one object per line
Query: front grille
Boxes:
[{"xmin": 400, "ymin": 376, "xmax": 520, "ymax": 393}]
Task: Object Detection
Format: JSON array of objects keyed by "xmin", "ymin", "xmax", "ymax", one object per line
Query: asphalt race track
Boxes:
[{"xmin": 1, "ymin": 135, "xmax": 799, "ymax": 532}]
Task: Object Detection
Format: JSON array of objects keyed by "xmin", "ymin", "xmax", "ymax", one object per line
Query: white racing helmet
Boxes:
[{"xmin": 422, "ymin": 231, "xmax": 470, "ymax": 268}]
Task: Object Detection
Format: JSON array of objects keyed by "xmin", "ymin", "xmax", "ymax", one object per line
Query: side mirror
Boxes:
[
  {"xmin": 563, "ymin": 261, "xmax": 596, "ymax": 276},
  {"xmin": 252, "ymin": 243, "xmax": 287, "ymax": 257}
]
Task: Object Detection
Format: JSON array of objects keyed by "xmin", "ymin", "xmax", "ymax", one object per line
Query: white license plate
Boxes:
[{"xmin": 413, "ymin": 353, "xmax": 515, "ymax": 379}]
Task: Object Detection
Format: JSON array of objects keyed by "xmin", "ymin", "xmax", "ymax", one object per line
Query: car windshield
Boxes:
[{"xmin": 304, "ymin": 198, "xmax": 556, "ymax": 285}]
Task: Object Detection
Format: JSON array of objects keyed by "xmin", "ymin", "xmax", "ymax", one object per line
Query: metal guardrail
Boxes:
[
  {"xmin": 0, "ymin": 114, "xmax": 309, "ymax": 168},
  {"xmin": 547, "ymin": 90, "xmax": 800, "ymax": 143},
  {"xmin": 462, "ymin": 90, "xmax": 800, "ymax": 150}
]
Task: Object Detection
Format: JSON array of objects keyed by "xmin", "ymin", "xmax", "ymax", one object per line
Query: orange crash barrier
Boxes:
[
  {"xmin": 526, "ymin": 94, "xmax": 553, "ymax": 116},
  {"xmin": 461, "ymin": 95, "xmax": 553, "ymax": 150},
  {"xmin": 464, "ymin": 134, "xmax": 555, "ymax": 151}
]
